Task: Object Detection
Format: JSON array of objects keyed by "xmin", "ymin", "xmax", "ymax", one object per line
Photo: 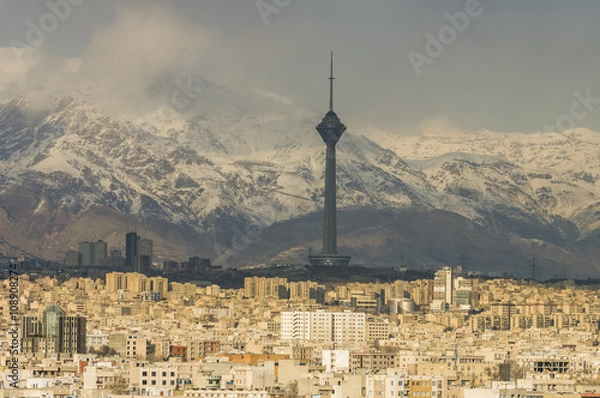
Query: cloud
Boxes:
[
  {"xmin": 254, "ymin": 89, "xmax": 294, "ymax": 106},
  {"xmin": 2, "ymin": 1, "xmax": 600, "ymax": 134},
  {"xmin": 78, "ymin": 4, "xmax": 219, "ymax": 116},
  {"xmin": 84, "ymin": 6, "xmax": 212, "ymax": 82},
  {"xmin": 0, "ymin": 48, "xmax": 35, "ymax": 95},
  {"xmin": 0, "ymin": 4, "xmax": 218, "ymax": 118},
  {"xmin": 418, "ymin": 118, "xmax": 464, "ymax": 137}
]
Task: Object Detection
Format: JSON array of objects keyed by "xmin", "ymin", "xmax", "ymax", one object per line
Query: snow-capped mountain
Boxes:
[{"xmin": 1, "ymin": 84, "xmax": 599, "ymax": 278}]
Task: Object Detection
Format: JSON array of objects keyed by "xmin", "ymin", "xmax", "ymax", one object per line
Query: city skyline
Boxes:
[{"xmin": 4, "ymin": 268, "xmax": 600, "ymax": 396}]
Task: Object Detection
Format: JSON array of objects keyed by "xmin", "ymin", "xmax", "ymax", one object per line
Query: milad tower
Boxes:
[{"xmin": 309, "ymin": 53, "xmax": 351, "ymax": 267}]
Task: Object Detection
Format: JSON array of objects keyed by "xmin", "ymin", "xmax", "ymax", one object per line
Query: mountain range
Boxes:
[{"xmin": 1, "ymin": 81, "xmax": 599, "ymax": 278}]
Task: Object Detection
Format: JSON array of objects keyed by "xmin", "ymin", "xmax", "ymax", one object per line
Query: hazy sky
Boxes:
[{"xmin": 1, "ymin": 0, "xmax": 600, "ymax": 135}]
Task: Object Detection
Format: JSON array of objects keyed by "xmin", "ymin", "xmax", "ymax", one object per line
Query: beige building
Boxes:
[
  {"xmin": 350, "ymin": 351, "xmax": 397, "ymax": 372},
  {"xmin": 366, "ymin": 370, "xmax": 443, "ymax": 398},
  {"xmin": 108, "ymin": 333, "xmax": 149, "ymax": 359},
  {"xmin": 366, "ymin": 318, "xmax": 391, "ymax": 342},
  {"xmin": 105, "ymin": 272, "xmax": 168, "ymax": 297}
]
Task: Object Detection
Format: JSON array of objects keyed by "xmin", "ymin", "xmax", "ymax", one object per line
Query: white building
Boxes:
[
  {"xmin": 86, "ymin": 333, "xmax": 109, "ymax": 348},
  {"xmin": 322, "ymin": 350, "xmax": 350, "ymax": 372},
  {"xmin": 129, "ymin": 363, "xmax": 178, "ymax": 396},
  {"xmin": 280, "ymin": 311, "xmax": 365, "ymax": 344},
  {"xmin": 184, "ymin": 390, "xmax": 268, "ymax": 398}
]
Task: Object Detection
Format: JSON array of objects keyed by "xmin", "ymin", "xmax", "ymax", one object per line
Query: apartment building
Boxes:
[
  {"xmin": 280, "ymin": 311, "xmax": 365, "ymax": 344},
  {"xmin": 130, "ymin": 363, "xmax": 178, "ymax": 396},
  {"xmin": 366, "ymin": 370, "xmax": 443, "ymax": 398}
]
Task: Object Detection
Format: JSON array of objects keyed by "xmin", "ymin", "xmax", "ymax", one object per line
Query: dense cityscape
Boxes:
[{"xmin": 2, "ymin": 264, "xmax": 600, "ymax": 398}]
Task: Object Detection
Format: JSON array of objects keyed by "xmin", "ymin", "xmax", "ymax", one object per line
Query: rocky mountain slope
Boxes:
[{"xmin": 0, "ymin": 87, "xmax": 599, "ymax": 278}]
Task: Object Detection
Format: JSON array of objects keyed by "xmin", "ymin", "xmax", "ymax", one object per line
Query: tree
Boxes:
[
  {"xmin": 484, "ymin": 365, "xmax": 499, "ymax": 381},
  {"xmin": 284, "ymin": 380, "xmax": 299, "ymax": 398},
  {"xmin": 107, "ymin": 376, "xmax": 129, "ymax": 395},
  {"xmin": 89, "ymin": 344, "xmax": 117, "ymax": 357},
  {"xmin": 510, "ymin": 361, "xmax": 525, "ymax": 380}
]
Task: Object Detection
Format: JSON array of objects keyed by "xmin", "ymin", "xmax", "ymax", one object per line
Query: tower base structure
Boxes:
[{"xmin": 309, "ymin": 254, "xmax": 351, "ymax": 267}]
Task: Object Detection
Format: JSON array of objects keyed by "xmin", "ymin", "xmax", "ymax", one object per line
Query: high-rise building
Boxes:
[
  {"xmin": 92, "ymin": 240, "xmax": 107, "ymax": 266},
  {"xmin": 309, "ymin": 53, "xmax": 351, "ymax": 267},
  {"xmin": 78, "ymin": 240, "xmax": 108, "ymax": 267},
  {"xmin": 21, "ymin": 315, "xmax": 43, "ymax": 353},
  {"xmin": 137, "ymin": 238, "xmax": 153, "ymax": 274},
  {"xmin": 106, "ymin": 249, "xmax": 125, "ymax": 268},
  {"xmin": 60, "ymin": 315, "xmax": 87, "ymax": 354},
  {"xmin": 134, "ymin": 255, "xmax": 151, "ymax": 275},
  {"xmin": 125, "ymin": 231, "xmax": 139, "ymax": 268},
  {"xmin": 79, "ymin": 242, "xmax": 93, "ymax": 267},
  {"xmin": 42, "ymin": 304, "xmax": 65, "ymax": 341},
  {"xmin": 126, "ymin": 234, "xmax": 153, "ymax": 274},
  {"xmin": 138, "ymin": 238, "xmax": 153, "ymax": 260},
  {"xmin": 432, "ymin": 266, "xmax": 454, "ymax": 311},
  {"xmin": 64, "ymin": 250, "xmax": 81, "ymax": 267},
  {"xmin": 189, "ymin": 256, "xmax": 211, "ymax": 271},
  {"xmin": 21, "ymin": 305, "xmax": 86, "ymax": 356},
  {"xmin": 453, "ymin": 276, "xmax": 473, "ymax": 310}
]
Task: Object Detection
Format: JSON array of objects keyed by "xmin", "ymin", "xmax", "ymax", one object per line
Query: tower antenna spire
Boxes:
[{"xmin": 329, "ymin": 51, "xmax": 334, "ymax": 111}]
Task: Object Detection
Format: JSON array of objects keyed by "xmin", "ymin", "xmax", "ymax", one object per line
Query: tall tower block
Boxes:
[
  {"xmin": 309, "ymin": 53, "xmax": 351, "ymax": 267},
  {"xmin": 125, "ymin": 231, "xmax": 138, "ymax": 269}
]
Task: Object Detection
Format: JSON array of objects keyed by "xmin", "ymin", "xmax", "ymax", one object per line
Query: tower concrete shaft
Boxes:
[{"xmin": 323, "ymin": 143, "xmax": 337, "ymax": 254}]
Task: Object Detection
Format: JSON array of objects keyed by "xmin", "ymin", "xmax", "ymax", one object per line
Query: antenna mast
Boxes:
[{"xmin": 329, "ymin": 51, "xmax": 334, "ymax": 111}]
